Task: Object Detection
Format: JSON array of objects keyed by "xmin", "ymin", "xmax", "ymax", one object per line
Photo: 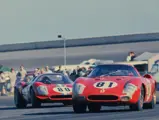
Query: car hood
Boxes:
[
  {"xmin": 47, "ymin": 84, "xmax": 73, "ymax": 95},
  {"xmin": 79, "ymin": 76, "xmax": 136, "ymax": 95}
]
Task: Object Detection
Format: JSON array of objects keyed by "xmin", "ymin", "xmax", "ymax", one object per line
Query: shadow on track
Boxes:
[
  {"xmin": 0, "ymin": 107, "xmax": 16, "ymax": 110},
  {"xmin": 23, "ymin": 108, "xmax": 131, "ymax": 116},
  {"xmin": 0, "ymin": 104, "xmax": 66, "ymax": 111},
  {"xmin": 24, "ymin": 111, "xmax": 74, "ymax": 116}
]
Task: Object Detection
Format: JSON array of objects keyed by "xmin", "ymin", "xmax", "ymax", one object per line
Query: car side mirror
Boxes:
[{"xmin": 143, "ymin": 74, "xmax": 153, "ymax": 79}]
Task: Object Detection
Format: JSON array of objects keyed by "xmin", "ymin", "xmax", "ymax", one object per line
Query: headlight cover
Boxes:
[
  {"xmin": 37, "ymin": 85, "xmax": 48, "ymax": 96},
  {"xmin": 73, "ymin": 83, "xmax": 86, "ymax": 95},
  {"xmin": 123, "ymin": 83, "xmax": 137, "ymax": 98}
]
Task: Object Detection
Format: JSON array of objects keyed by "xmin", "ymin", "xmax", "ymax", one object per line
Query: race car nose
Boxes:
[{"xmin": 120, "ymin": 96, "xmax": 130, "ymax": 102}]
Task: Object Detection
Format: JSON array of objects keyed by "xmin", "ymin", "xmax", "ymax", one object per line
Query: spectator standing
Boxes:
[
  {"xmin": 84, "ymin": 67, "xmax": 93, "ymax": 77},
  {"xmin": 69, "ymin": 69, "xmax": 77, "ymax": 81},
  {"xmin": 76, "ymin": 66, "xmax": 82, "ymax": 78},
  {"xmin": 63, "ymin": 69, "xmax": 69, "ymax": 76},
  {"xmin": 56, "ymin": 66, "xmax": 62, "ymax": 73},
  {"xmin": 80, "ymin": 67, "xmax": 87, "ymax": 77},
  {"xmin": 126, "ymin": 52, "xmax": 132, "ymax": 62},
  {"xmin": 45, "ymin": 66, "xmax": 52, "ymax": 73},
  {"xmin": 51, "ymin": 66, "xmax": 55, "ymax": 73},
  {"xmin": 131, "ymin": 52, "xmax": 136, "ymax": 61},
  {"xmin": 33, "ymin": 68, "xmax": 40, "ymax": 77},
  {"xmin": 41, "ymin": 67, "xmax": 46, "ymax": 74},
  {"xmin": 126, "ymin": 52, "xmax": 136, "ymax": 62},
  {"xmin": 0, "ymin": 71, "xmax": 7, "ymax": 96},
  {"xmin": 19, "ymin": 65, "xmax": 27, "ymax": 80},
  {"xmin": 8, "ymin": 68, "xmax": 17, "ymax": 94},
  {"xmin": 37, "ymin": 68, "xmax": 41, "ymax": 74}
]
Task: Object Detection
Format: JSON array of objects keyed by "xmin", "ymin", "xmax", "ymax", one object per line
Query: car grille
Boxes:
[
  {"xmin": 50, "ymin": 95, "xmax": 72, "ymax": 99},
  {"xmin": 88, "ymin": 95, "xmax": 118, "ymax": 100}
]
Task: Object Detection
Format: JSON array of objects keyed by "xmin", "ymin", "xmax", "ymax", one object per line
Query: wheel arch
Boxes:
[
  {"xmin": 155, "ymin": 82, "xmax": 157, "ymax": 92},
  {"xmin": 141, "ymin": 83, "xmax": 146, "ymax": 101}
]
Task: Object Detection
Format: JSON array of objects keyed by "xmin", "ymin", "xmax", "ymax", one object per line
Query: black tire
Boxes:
[
  {"xmin": 30, "ymin": 89, "xmax": 41, "ymax": 108},
  {"xmin": 129, "ymin": 86, "xmax": 144, "ymax": 111},
  {"xmin": 88, "ymin": 103, "xmax": 101, "ymax": 112},
  {"xmin": 73, "ymin": 102, "xmax": 87, "ymax": 113},
  {"xmin": 14, "ymin": 88, "xmax": 27, "ymax": 108},
  {"xmin": 143, "ymin": 91, "xmax": 156, "ymax": 109},
  {"xmin": 63, "ymin": 101, "xmax": 72, "ymax": 106}
]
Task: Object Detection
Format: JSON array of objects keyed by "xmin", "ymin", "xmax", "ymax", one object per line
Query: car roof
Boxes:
[
  {"xmin": 96, "ymin": 63, "xmax": 133, "ymax": 67},
  {"xmin": 38, "ymin": 73, "xmax": 65, "ymax": 77},
  {"xmin": 116, "ymin": 61, "xmax": 148, "ymax": 65}
]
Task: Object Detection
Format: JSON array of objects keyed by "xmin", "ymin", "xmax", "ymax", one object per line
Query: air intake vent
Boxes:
[
  {"xmin": 50, "ymin": 95, "xmax": 72, "ymax": 99},
  {"xmin": 88, "ymin": 95, "xmax": 118, "ymax": 100}
]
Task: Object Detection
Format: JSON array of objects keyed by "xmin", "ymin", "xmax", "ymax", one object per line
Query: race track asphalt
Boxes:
[
  {"xmin": 0, "ymin": 96, "xmax": 159, "ymax": 120},
  {"xmin": 0, "ymin": 41, "xmax": 159, "ymax": 120}
]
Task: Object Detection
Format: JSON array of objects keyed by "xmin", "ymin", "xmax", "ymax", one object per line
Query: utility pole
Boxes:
[{"xmin": 58, "ymin": 35, "xmax": 66, "ymax": 66}]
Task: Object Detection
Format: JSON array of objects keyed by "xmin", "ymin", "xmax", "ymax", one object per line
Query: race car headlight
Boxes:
[
  {"xmin": 37, "ymin": 85, "xmax": 48, "ymax": 96},
  {"xmin": 73, "ymin": 83, "xmax": 86, "ymax": 95},
  {"xmin": 123, "ymin": 83, "xmax": 137, "ymax": 97}
]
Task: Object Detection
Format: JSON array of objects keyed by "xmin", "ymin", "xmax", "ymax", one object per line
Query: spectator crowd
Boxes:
[
  {"xmin": 0, "ymin": 51, "xmax": 136, "ymax": 96},
  {"xmin": 0, "ymin": 65, "xmax": 94, "ymax": 96}
]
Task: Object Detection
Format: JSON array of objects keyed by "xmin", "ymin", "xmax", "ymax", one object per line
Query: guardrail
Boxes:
[{"xmin": 1, "ymin": 32, "xmax": 159, "ymax": 52}]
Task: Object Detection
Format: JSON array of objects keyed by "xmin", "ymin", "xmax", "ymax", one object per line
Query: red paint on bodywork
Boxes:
[
  {"xmin": 33, "ymin": 82, "xmax": 73, "ymax": 101},
  {"xmin": 74, "ymin": 65, "xmax": 156, "ymax": 105}
]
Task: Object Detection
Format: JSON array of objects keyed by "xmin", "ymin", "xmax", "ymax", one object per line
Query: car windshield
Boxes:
[
  {"xmin": 88, "ymin": 64, "xmax": 139, "ymax": 77},
  {"xmin": 37, "ymin": 74, "xmax": 73, "ymax": 84}
]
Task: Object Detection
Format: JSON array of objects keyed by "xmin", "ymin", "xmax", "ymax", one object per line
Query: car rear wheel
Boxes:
[
  {"xmin": 30, "ymin": 89, "xmax": 41, "ymax": 108},
  {"xmin": 144, "ymin": 91, "xmax": 156, "ymax": 109},
  {"xmin": 88, "ymin": 103, "xmax": 101, "ymax": 112},
  {"xmin": 129, "ymin": 86, "xmax": 144, "ymax": 111},
  {"xmin": 14, "ymin": 88, "xmax": 27, "ymax": 108},
  {"xmin": 73, "ymin": 102, "xmax": 87, "ymax": 113}
]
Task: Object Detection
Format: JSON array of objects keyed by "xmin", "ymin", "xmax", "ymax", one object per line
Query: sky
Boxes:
[{"xmin": 0, "ymin": 0, "xmax": 159, "ymax": 45}]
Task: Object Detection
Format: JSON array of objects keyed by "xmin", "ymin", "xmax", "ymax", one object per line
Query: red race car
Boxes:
[
  {"xmin": 14, "ymin": 73, "xmax": 73, "ymax": 108},
  {"xmin": 72, "ymin": 64, "xmax": 156, "ymax": 113}
]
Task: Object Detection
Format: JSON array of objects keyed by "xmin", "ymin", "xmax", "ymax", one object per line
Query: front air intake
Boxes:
[
  {"xmin": 50, "ymin": 95, "xmax": 72, "ymax": 99},
  {"xmin": 88, "ymin": 95, "xmax": 118, "ymax": 100}
]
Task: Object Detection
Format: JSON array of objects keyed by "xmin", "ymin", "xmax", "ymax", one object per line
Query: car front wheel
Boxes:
[
  {"xmin": 88, "ymin": 103, "xmax": 101, "ymax": 112},
  {"xmin": 144, "ymin": 91, "xmax": 156, "ymax": 109},
  {"xmin": 129, "ymin": 86, "xmax": 144, "ymax": 111},
  {"xmin": 73, "ymin": 102, "xmax": 87, "ymax": 113},
  {"xmin": 30, "ymin": 88, "xmax": 41, "ymax": 108},
  {"xmin": 14, "ymin": 88, "xmax": 27, "ymax": 108}
]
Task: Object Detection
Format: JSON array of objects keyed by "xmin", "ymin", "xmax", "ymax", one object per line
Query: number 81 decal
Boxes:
[{"xmin": 93, "ymin": 81, "xmax": 117, "ymax": 89}]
